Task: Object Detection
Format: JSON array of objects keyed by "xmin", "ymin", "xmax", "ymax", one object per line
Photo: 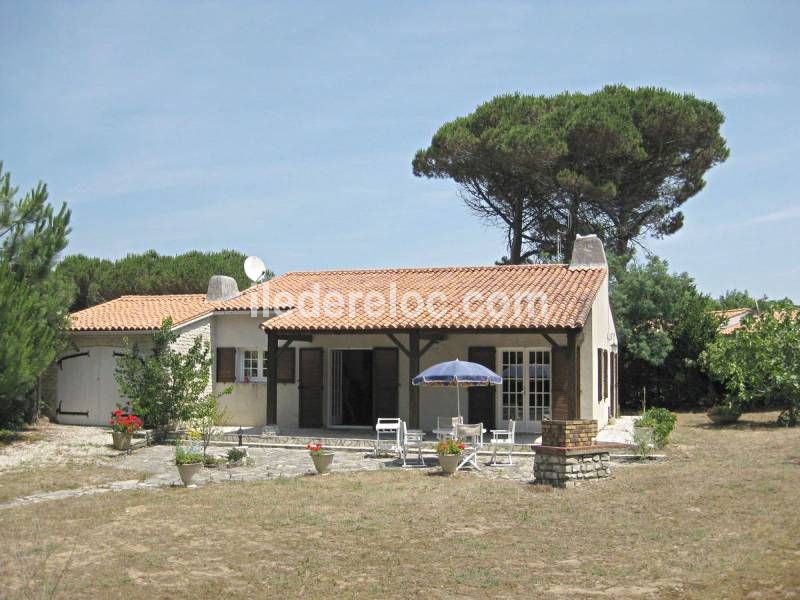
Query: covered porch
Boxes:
[{"xmin": 262, "ymin": 327, "xmax": 585, "ymax": 434}]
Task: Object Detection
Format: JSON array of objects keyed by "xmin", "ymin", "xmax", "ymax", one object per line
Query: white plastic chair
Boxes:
[
  {"xmin": 456, "ymin": 422, "xmax": 484, "ymax": 471},
  {"xmin": 400, "ymin": 420, "xmax": 426, "ymax": 467},
  {"xmin": 435, "ymin": 415, "xmax": 464, "ymax": 440},
  {"xmin": 374, "ymin": 418, "xmax": 402, "ymax": 458},
  {"xmin": 489, "ymin": 419, "xmax": 515, "ymax": 466}
]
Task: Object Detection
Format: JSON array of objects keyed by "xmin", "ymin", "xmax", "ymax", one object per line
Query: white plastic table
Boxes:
[{"xmin": 432, "ymin": 426, "xmax": 487, "ymax": 440}]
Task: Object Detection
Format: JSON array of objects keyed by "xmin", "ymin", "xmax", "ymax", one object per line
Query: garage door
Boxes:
[{"xmin": 56, "ymin": 347, "xmax": 127, "ymax": 425}]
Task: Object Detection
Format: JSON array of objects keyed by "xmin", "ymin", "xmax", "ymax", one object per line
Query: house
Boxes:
[{"xmin": 52, "ymin": 234, "xmax": 618, "ymax": 433}]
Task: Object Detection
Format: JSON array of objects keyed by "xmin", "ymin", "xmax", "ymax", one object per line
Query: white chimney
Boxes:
[
  {"xmin": 206, "ymin": 275, "xmax": 240, "ymax": 301},
  {"xmin": 569, "ymin": 234, "xmax": 607, "ymax": 269}
]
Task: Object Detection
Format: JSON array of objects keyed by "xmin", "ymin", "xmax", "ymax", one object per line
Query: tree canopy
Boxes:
[
  {"xmin": 0, "ymin": 164, "xmax": 72, "ymax": 426},
  {"xmin": 413, "ymin": 86, "xmax": 729, "ymax": 263},
  {"xmin": 610, "ymin": 254, "xmax": 721, "ymax": 410},
  {"xmin": 57, "ymin": 249, "xmax": 266, "ymax": 311},
  {"xmin": 115, "ymin": 318, "xmax": 231, "ymax": 437},
  {"xmin": 713, "ymin": 288, "xmax": 796, "ymax": 311},
  {"xmin": 702, "ymin": 306, "xmax": 800, "ymax": 426}
]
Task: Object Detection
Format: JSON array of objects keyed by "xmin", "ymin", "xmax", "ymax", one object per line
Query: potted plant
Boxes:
[
  {"xmin": 226, "ymin": 447, "xmax": 247, "ymax": 467},
  {"xmin": 175, "ymin": 441, "xmax": 204, "ymax": 486},
  {"xmin": 108, "ymin": 409, "xmax": 143, "ymax": 451},
  {"xmin": 436, "ymin": 438, "xmax": 464, "ymax": 474},
  {"xmin": 707, "ymin": 396, "xmax": 742, "ymax": 425},
  {"xmin": 307, "ymin": 443, "xmax": 334, "ymax": 474}
]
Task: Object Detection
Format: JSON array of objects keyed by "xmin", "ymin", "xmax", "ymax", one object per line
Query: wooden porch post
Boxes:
[
  {"xmin": 409, "ymin": 330, "xmax": 420, "ymax": 429},
  {"xmin": 266, "ymin": 332, "xmax": 278, "ymax": 425},
  {"xmin": 567, "ymin": 331, "xmax": 580, "ymax": 419}
]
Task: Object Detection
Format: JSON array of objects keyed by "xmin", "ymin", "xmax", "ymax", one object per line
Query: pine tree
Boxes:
[{"xmin": 0, "ymin": 164, "xmax": 72, "ymax": 426}]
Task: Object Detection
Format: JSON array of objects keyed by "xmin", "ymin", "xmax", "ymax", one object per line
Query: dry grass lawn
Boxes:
[
  {"xmin": 0, "ymin": 464, "xmax": 147, "ymax": 503},
  {"xmin": 1, "ymin": 412, "xmax": 798, "ymax": 599}
]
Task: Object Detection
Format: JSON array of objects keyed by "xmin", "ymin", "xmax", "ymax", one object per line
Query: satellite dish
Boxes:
[{"xmin": 244, "ymin": 256, "xmax": 267, "ymax": 283}]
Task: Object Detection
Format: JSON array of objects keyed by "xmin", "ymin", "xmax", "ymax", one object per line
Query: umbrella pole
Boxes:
[{"xmin": 457, "ymin": 383, "xmax": 461, "ymax": 420}]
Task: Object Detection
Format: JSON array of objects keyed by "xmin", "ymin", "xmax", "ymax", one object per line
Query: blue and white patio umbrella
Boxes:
[{"xmin": 412, "ymin": 359, "xmax": 502, "ymax": 419}]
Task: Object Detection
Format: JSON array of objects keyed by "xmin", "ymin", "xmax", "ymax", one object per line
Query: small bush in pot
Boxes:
[
  {"xmin": 307, "ymin": 443, "xmax": 334, "ymax": 474},
  {"xmin": 707, "ymin": 397, "xmax": 742, "ymax": 425},
  {"xmin": 226, "ymin": 447, "xmax": 247, "ymax": 466},
  {"xmin": 175, "ymin": 441, "xmax": 204, "ymax": 486},
  {"xmin": 635, "ymin": 407, "xmax": 677, "ymax": 448},
  {"xmin": 436, "ymin": 438, "xmax": 464, "ymax": 474}
]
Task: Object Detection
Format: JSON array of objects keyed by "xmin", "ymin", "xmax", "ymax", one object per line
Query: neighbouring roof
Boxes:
[
  {"xmin": 259, "ymin": 264, "xmax": 607, "ymax": 332},
  {"xmin": 68, "ymin": 263, "xmax": 607, "ymax": 333},
  {"xmin": 712, "ymin": 307, "xmax": 799, "ymax": 335},
  {"xmin": 711, "ymin": 307, "xmax": 756, "ymax": 335}
]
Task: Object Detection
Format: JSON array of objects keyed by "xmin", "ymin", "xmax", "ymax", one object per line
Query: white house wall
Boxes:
[
  {"xmin": 579, "ymin": 272, "xmax": 616, "ymax": 429},
  {"xmin": 211, "ymin": 313, "xmax": 294, "ymax": 427}
]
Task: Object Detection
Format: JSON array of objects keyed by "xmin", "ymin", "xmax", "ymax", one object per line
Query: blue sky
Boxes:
[{"xmin": 1, "ymin": 1, "xmax": 798, "ymax": 301}]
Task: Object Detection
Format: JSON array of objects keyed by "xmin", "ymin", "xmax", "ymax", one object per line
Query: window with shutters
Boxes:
[{"xmin": 233, "ymin": 348, "xmax": 295, "ymax": 384}]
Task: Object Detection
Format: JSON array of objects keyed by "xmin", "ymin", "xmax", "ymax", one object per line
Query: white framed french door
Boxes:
[{"xmin": 496, "ymin": 347, "xmax": 552, "ymax": 433}]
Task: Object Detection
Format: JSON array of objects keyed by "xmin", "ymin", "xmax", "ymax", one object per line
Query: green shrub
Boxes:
[
  {"xmin": 634, "ymin": 407, "xmax": 677, "ymax": 448},
  {"xmin": 632, "ymin": 427, "xmax": 654, "ymax": 460},
  {"xmin": 203, "ymin": 454, "xmax": 221, "ymax": 468},
  {"xmin": 227, "ymin": 448, "xmax": 246, "ymax": 463}
]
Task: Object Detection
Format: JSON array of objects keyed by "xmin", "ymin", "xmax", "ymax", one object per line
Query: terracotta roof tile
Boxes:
[
  {"xmin": 68, "ymin": 264, "xmax": 607, "ymax": 333},
  {"xmin": 68, "ymin": 294, "xmax": 212, "ymax": 332},
  {"xmin": 258, "ymin": 264, "xmax": 606, "ymax": 332}
]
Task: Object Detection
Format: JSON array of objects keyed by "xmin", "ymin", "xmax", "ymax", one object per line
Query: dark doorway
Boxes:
[
  {"xmin": 331, "ymin": 350, "xmax": 373, "ymax": 426},
  {"xmin": 468, "ymin": 346, "xmax": 496, "ymax": 430}
]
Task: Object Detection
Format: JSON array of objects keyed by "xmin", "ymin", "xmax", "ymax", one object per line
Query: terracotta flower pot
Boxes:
[
  {"xmin": 111, "ymin": 431, "xmax": 132, "ymax": 451},
  {"xmin": 177, "ymin": 462, "xmax": 203, "ymax": 486},
  {"xmin": 311, "ymin": 452, "xmax": 334, "ymax": 474},
  {"xmin": 438, "ymin": 453, "xmax": 460, "ymax": 475}
]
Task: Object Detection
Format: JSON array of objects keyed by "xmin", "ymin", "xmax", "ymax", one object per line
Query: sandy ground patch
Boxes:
[{"xmin": 0, "ymin": 421, "xmax": 117, "ymax": 472}]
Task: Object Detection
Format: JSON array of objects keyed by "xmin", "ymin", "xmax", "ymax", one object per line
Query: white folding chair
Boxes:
[
  {"xmin": 489, "ymin": 419, "xmax": 515, "ymax": 466},
  {"xmin": 374, "ymin": 418, "xmax": 402, "ymax": 458},
  {"xmin": 435, "ymin": 415, "xmax": 464, "ymax": 440},
  {"xmin": 456, "ymin": 422, "xmax": 484, "ymax": 471},
  {"xmin": 400, "ymin": 420, "xmax": 426, "ymax": 467}
]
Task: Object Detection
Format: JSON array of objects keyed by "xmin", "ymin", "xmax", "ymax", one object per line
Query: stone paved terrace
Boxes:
[
  {"xmin": 209, "ymin": 416, "xmax": 636, "ymax": 452},
  {"xmin": 0, "ymin": 419, "xmax": 637, "ymax": 510},
  {"xmin": 1, "ymin": 445, "xmax": 538, "ymax": 510}
]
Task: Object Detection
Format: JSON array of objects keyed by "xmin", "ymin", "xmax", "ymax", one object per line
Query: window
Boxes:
[
  {"xmin": 528, "ymin": 350, "xmax": 551, "ymax": 422},
  {"xmin": 501, "ymin": 350, "xmax": 524, "ymax": 421},
  {"xmin": 242, "ymin": 349, "xmax": 267, "ymax": 382},
  {"xmin": 500, "ymin": 348, "xmax": 551, "ymax": 423}
]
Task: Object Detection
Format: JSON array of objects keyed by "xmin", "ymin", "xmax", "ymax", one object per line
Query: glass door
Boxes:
[{"xmin": 497, "ymin": 348, "xmax": 551, "ymax": 432}]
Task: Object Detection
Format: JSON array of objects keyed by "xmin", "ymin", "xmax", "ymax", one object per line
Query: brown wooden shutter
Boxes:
[
  {"xmin": 276, "ymin": 347, "xmax": 296, "ymax": 383},
  {"xmin": 216, "ymin": 347, "xmax": 236, "ymax": 383},
  {"xmin": 551, "ymin": 345, "xmax": 570, "ymax": 421},
  {"xmin": 468, "ymin": 347, "xmax": 496, "ymax": 429},
  {"xmin": 603, "ymin": 349, "xmax": 609, "ymax": 400},
  {"xmin": 299, "ymin": 348, "xmax": 324, "ymax": 427}
]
